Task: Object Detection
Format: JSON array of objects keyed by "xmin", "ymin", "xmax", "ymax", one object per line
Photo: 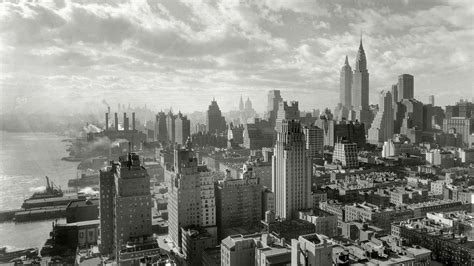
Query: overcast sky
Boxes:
[{"xmin": 0, "ymin": 0, "xmax": 473, "ymax": 114}]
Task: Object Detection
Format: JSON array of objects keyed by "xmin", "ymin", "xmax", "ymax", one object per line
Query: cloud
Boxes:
[{"xmin": 0, "ymin": 0, "xmax": 472, "ymax": 114}]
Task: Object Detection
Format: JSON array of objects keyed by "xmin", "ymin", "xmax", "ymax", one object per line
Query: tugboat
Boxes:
[{"xmin": 0, "ymin": 247, "xmax": 38, "ymax": 263}]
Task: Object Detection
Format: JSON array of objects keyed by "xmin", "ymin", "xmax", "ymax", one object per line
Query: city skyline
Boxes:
[{"xmin": 1, "ymin": 0, "xmax": 473, "ymax": 115}]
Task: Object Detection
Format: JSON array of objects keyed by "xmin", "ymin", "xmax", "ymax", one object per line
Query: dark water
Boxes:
[{"xmin": 0, "ymin": 131, "xmax": 78, "ymax": 249}]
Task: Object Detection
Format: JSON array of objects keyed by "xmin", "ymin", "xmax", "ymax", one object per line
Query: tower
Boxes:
[
  {"xmin": 266, "ymin": 90, "xmax": 283, "ymax": 127},
  {"xmin": 397, "ymin": 74, "xmax": 414, "ymax": 101},
  {"xmin": 368, "ymin": 90, "xmax": 394, "ymax": 144},
  {"xmin": 272, "ymin": 120, "xmax": 312, "ymax": 220},
  {"xmin": 351, "ymin": 35, "xmax": 372, "ymax": 132},
  {"xmin": 206, "ymin": 99, "xmax": 226, "ymax": 134},
  {"xmin": 340, "ymin": 55, "xmax": 353, "ymax": 109},
  {"xmin": 239, "ymin": 96, "xmax": 244, "ymax": 112}
]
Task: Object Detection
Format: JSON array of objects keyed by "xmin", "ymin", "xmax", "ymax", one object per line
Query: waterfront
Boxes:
[{"xmin": 0, "ymin": 131, "xmax": 78, "ymax": 249}]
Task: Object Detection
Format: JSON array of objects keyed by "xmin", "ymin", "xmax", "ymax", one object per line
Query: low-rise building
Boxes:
[{"xmin": 298, "ymin": 209, "xmax": 338, "ymax": 237}]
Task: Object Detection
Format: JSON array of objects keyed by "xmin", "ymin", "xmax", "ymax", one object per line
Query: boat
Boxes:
[
  {"xmin": 68, "ymin": 173, "xmax": 99, "ymax": 188},
  {"xmin": 21, "ymin": 176, "xmax": 64, "ymax": 209},
  {"xmin": 0, "ymin": 247, "xmax": 38, "ymax": 263}
]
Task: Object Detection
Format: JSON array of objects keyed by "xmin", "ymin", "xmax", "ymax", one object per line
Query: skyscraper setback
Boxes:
[
  {"xmin": 272, "ymin": 119, "xmax": 312, "ymax": 220},
  {"xmin": 206, "ymin": 99, "xmax": 226, "ymax": 134},
  {"xmin": 368, "ymin": 90, "xmax": 394, "ymax": 144}
]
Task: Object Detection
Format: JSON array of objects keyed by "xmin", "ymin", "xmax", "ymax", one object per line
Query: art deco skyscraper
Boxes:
[
  {"xmin": 266, "ymin": 90, "xmax": 283, "ymax": 127},
  {"xmin": 368, "ymin": 90, "xmax": 394, "ymax": 144},
  {"xmin": 272, "ymin": 119, "xmax": 312, "ymax": 220},
  {"xmin": 340, "ymin": 55, "xmax": 353, "ymax": 109},
  {"xmin": 351, "ymin": 37, "xmax": 372, "ymax": 132}
]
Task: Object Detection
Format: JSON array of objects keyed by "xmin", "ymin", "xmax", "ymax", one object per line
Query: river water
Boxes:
[{"xmin": 0, "ymin": 131, "xmax": 78, "ymax": 250}]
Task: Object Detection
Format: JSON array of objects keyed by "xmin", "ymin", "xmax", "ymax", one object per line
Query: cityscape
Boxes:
[{"xmin": 0, "ymin": 0, "xmax": 473, "ymax": 265}]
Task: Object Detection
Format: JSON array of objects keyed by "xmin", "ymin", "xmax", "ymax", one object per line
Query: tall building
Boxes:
[
  {"xmin": 155, "ymin": 111, "xmax": 168, "ymax": 142},
  {"xmin": 446, "ymin": 99, "xmax": 474, "ymax": 119},
  {"xmin": 266, "ymin": 90, "xmax": 283, "ymax": 127},
  {"xmin": 275, "ymin": 101, "xmax": 300, "ymax": 131},
  {"xmin": 351, "ymin": 37, "xmax": 372, "ymax": 132},
  {"xmin": 340, "ymin": 55, "xmax": 353, "ymax": 110},
  {"xmin": 332, "ymin": 141, "xmax": 358, "ymax": 168},
  {"xmin": 99, "ymin": 153, "xmax": 159, "ymax": 264},
  {"xmin": 175, "ymin": 112, "xmax": 190, "ymax": 146},
  {"xmin": 166, "ymin": 140, "xmax": 217, "ymax": 251},
  {"xmin": 429, "ymin": 95, "xmax": 435, "ymax": 106},
  {"xmin": 272, "ymin": 120, "xmax": 312, "ymax": 220},
  {"xmin": 314, "ymin": 119, "xmax": 366, "ymax": 148},
  {"xmin": 239, "ymin": 96, "xmax": 244, "ymax": 112},
  {"xmin": 443, "ymin": 117, "xmax": 474, "ymax": 145},
  {"xmin": 216, "ymin": 165, "xmax": 262, "ymax": 239},
  {"xmin": 368, "ymin": 90, "xmax": 394, "ymax": 145},
  {"xmin": 303, "ymin": 125, "xmax": 324, "ymax": 157},
  {"xmin": 391, "ymin": 84, "xmax": 399, "ymax": 116},
  {"xmin": 206, "ymin": 98, "xmax": 226, "ymax": 134},
  {"xmin": 166, "ymin": 110, "xmax": 176, "ymax": 144},
  {"xmin": 397, "ymin": 74, "xmax": 414, "ymax": 101}
]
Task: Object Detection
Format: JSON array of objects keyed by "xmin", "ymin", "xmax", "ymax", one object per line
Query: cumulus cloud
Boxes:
[{"xmin": 0, "ymin": 0, "xmax": 472, "ymax": 114}]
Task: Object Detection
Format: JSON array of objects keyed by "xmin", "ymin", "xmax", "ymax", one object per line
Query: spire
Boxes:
[
  {"xmin": 355, "ymin": 33, "xmax": 367, "ymax": 71},
  {"xmin": 344, "ymin": 55, "xmax": 349, "ymax": 66}
]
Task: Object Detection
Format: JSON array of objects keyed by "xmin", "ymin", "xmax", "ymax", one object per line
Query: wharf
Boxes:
[
  {"xmin": 22, "ymin": 195, "xmax": 78, "ymax": 209},
  {"xmin": 0, "ymin": 209, "xmax": 21, "ymax": 222},
  {"xmin": 14, "ymin": 206, "xmax": 67, "ymax": 222}
]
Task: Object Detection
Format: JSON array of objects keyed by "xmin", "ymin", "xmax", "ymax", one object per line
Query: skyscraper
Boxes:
[
  {"xmin": 352, "ymin": 38, "xmax": 369, "ymax": 111},
  {"xmin": 266, "ymin": 90, "xmax": 283, "ymax": 127},
  {"xmin": 368, "ymin": 90, "xmax": 394, "ymax": 145},
  {"xmin": 351, "ymin": 37, "xmax": 372, "ymax": 132},
  {"xmin": 340, "ymin": 55, "xmax": 353, "ymax": 110},
  {"xmin": 166, "ymin": 140, "xmax": 217, "ymax": 250},
  {"xmin": 166, "ymin": 110, "xmax": 176, "ymax": 144},
  {"xmin": 429, "ymin": 95, "xmax": 435, "ymax": 106},
  {"xmin": 239, "ymin": 96, "xmax": 244, "ymax": 112},
  {"xmin": 99, "ymin": 153, "xmax": 159, "ymax": 263},
  {"xmin": 175, "ymin": 111, "xmax": 190, "ymax": 146},
  {"xmin": 275, "ymin": 101, "xmax": 300, "ymax": 131},
  {"xmin": 272, "ymin": 120, "xmax": 312, "ymax": 220},
  {"xmin": 303, "ymin": 125, "xmax": 324, "ymax": 157},
  {"xmin": 397, "ymin": 74, "xmax": 414, "ymax": 101},
  {"xmin": 206, "ymin": 98, "xmax": 226, "ymax": 134},
  {"xmin": 155, "ymin": 111, "xmax": 168, "ymax": 142}
]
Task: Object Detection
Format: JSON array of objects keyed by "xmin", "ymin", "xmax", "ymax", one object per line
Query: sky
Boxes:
[{"xmin": 0, "ymin": 0, "xmax": 473, "ymax": 115}]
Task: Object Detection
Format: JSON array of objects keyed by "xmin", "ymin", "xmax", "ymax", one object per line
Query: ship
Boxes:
[
  {"xmin": 0, "ymin": 247, "xmax": 38, "ymax": 263},
  {"xmin": 68, "ymin": 172, "xmax": 99, "ymax": 188},
  {"xmin": 27, "ymin": 176, "xmax": 63, "ymax": 200}
]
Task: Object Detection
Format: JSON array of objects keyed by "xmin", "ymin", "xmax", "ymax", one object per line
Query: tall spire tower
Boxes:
[
  {"xmin": 340, "ymin": 55, "xmax": 353, "ymax": 109},
  {"xmin": 352, "ymin": 34, "xmax": 372, "ymax": 132}
]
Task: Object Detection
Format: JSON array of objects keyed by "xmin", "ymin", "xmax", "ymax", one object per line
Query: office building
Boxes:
[
  {"xmin": 446, "ymin": 99, "xmax": 474, "ymax": 119},
  {"xmin": 243, "ymin": 118, "xmax": 274, "ymax": 150},
  {"xmin": 332, "ymin": 141, "xmax": 358, "ymax": 169},
  {"xmin": 368, "ymin": 90, "xmax": 394, "ymax": 145},
  {"xmin": 397, "ymin": 74, "xmax": 414, "ymax": 101},
  {"xmin": 275, "ymin": 101, "xmax": 300, "ymax": 131},
  {"xmin": 206, "ymin": 98, "xmax": 226, "ymax": 134},
  {"xmin": 273, "ymin": 120, "xmax": 312, "ymax": 220},
  {"xmin": 99, "ymin": 153, "xmax": 160, "ymax": 264},
  {"xmin": 315, "ymin": 119, "xmax": 366, "ymax": 148}
]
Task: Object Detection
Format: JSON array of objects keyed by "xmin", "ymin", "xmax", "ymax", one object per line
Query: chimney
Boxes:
[
  {"xmin": 107, "ymin": 106, "xmax": 110, "ymax": 114},
  {"xmin": 114, "ymin": 113, "xmax": 118, "ymax": 131},
  {"xmin": 105, "ymin": 113, "xmax": 109, "ymax": 131},
  {"xmin": 132, "ymin": 112, "xmax": 136, "ymax": 131},
  {"xmin": 124, "ymin": 113, "xmax": 128, "ymax": 131}
]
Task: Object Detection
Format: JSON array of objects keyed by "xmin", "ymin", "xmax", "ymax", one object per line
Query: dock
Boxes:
[{"xmin": 14, "ymin": 206, "xmax": 67, "ymax": 222}]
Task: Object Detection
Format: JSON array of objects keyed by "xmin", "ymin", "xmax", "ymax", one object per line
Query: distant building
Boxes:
[
  {"xmin": 314, "ymin": 119, "xmax": 366, "ymax": 148},
  {"xmin": 206, "ymin": 99, "xmax": 227, "ymax": 134},
  {"xmin": 368, "ymin": 90, "xmax": 394, "ymax": 145},
  {"xmin": 265, "ymin": 90, "xmax": 283, "ymax": 127},
  {"xmin": 344, "ymin": 202, "xmax": 413, "ymax": 230},
  {"xmin": 155, "ymin": 111, "xmax": 168, "ymax": 142},
  {"xmin": 273, "ymin": 120, "xmax": 312, "ymax": 220},
  {"xmin": 336, "ymin": 55, "xmax": 353, "ymax": 120},
  {"xmin": 332, "ymin": 141, "xmax": 358, "ymax": 168},
  {"xmin": 429, "ymin": 95, "xmax": 435, "ymax": 106},
  {"xmin": 227, "ymin": 123, "xmax": 244, "ymax": 147},
  {"xmin": 443, "ymin": 117, "xmax": 474, "ymax": 145},
  {"xmin": 298, "ymin": 209, "xmax": 338, "ymax": 237},
  {"xmin": 243, "ymin": 118, "xmax": 274, "ymax": 150},
  {"xmin": 174, "ymin": 112, "xmax": 190, "ymax": 146},
  {"xmin": 351, "ymin": 37, "xmax": 372, "ymax": 132},
  {"xmin": 397, "ymin": 74, "xmax": 414, "ymax": 101},
  {"xmin": 166, "ymin": 110, "xmax": 176, "ymax": 144},
  {"xmin": 446, "ymin": 99, "xmax": 474, "ymax": 119},
  {"xmin": 425, "ymin": 149, "xmax": 455, "ymax": 168}
]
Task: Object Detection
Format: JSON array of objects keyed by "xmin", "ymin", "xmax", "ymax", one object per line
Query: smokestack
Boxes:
[
  {"xmin": 107, "ymin": 106, "xmax": 110, "ymax": 114},
  {"xmin": 124, "ymin": 113, "xmax": 129, "ymax": 131},
  {"xmin": 132, "ymin": 112, "xmax": 136, "ymax": 131},
  {"xmin": 105, "ymin": 113, "xmax": 109, "ymax": 131},
  {"xmin": 114, "ymin": 113, "xmax": 118, "ymax": 131}
]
